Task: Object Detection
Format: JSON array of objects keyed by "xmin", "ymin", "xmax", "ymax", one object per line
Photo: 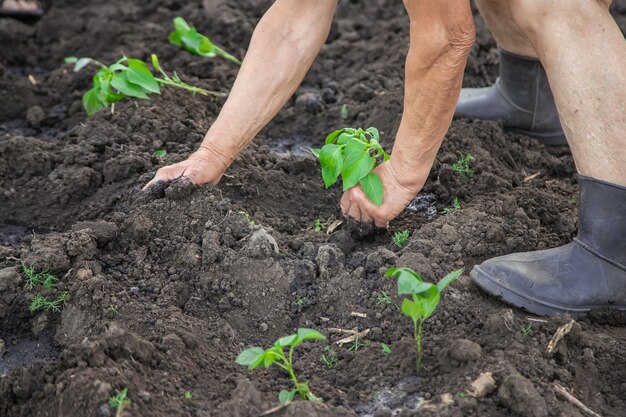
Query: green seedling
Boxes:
[
  {"xmin": 376, "ymin": 291, "xmax": 394, "ymax": 308},
  {"xmin": 392, "ymin": 230, "xmax": 409, "ymax": 248},
  {"xmin": 520, "ymin": 324, "xmax": 533, "ymax": 337},
  {"xmin": 295, "ymin": 295, "xmax": 304, "ymax": 306},
  {"xmin": 458, "ymin": 391, "xmax": 466, "ymax": 399},
  {"xmin": 347, "ymin": 336, "xmax": 368, "ymax": 353},
  {"xmin": 30, "ymin": 291, "xmax": 69, "ymax": 313},
  {"xmin": 340, "ymin": 104, "xmax": 349, "ymax": 120},
  {"xmin": 314, "ymin": 219, "xmax": 327, "ymax": 232},
  {"xmin": 441, "ymin": 197, "xmax": 462, "ymax": 214},
  {"xmin": 21, "ymin": 261, "xmax": 58, "ymax": 290},
  {"xmin": 236, "ymin": 328, "xmax": 326, "ymax": 404},
  {"xmin": 238, "ymin": 211, "xmax": 255, "ymax": 225},
  {"xmin": 152, "ymin": 149, "xmax": 167, "ymax": 158},
  {"xmin": 381, "ymin": 343, "xmax": 392, "ymax": 354},
  {"xmin": 184, "ymin": 391, "xmax": 192, "ymax": 400},
  {"xmin": 320, "ymin": 346, "xmax": 338, "ymax": 369},
  {"xmin": 386, "ymin": 267, "xmax": 463, "ymax": 372},
  {"xmin": 65, "ymin": 54, "xmax": 222, "ymax": 116},
  {"xmin": 311, "ymin": 127, "xmax": 389, "ymax": 206},
  {"xmin": 452, "ymin": 153, "xmax": 475, "ymax": 178},
  {"xmin": 169, "ymin": 17, "xmax": 241, "ymax": 65},
  {"xmin": 109, "ymin": 388, "xmax": 131, "ymax": 417}
]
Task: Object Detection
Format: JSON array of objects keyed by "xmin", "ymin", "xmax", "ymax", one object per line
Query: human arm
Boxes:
[
  {"xmin": 341, "ymin": 0, "xmax": 475, "ymax": 227},
  {"xmin": 145, "ymin": 0, "xmax": 337, "ymax": 187}
]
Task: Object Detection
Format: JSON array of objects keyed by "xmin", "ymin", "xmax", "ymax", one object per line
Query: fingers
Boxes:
[{"xmin": 142, "ymin": 166, "xmax": 177, "ymax": 190}]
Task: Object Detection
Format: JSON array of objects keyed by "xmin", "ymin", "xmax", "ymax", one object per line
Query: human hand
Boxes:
[
  {"xmin": 340, "ymin": 160, "xmax": 427, "ymax": 228},
  {"xmin": 143, "ymin": 146, "xmax": 230, "ymax": 189}
]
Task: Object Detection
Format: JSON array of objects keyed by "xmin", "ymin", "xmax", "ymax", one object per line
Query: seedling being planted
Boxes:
[
  {"xmin": 451, "ymin": 153, "xmax": 475, "ymax": 178},
  {"xmin": 236, "ymin": 328, "xmax": 325, "ymax": 404},
  {"xmin": 311, "ymin": 127, "xmax": 389, "ymax": 205},
  {"xmin": 392, "ymin": 230, "xmax": 409, "ymax": 248},
  {"xmin": 109, "ymin": 388, "xmax": 131, "ymax": 417},
  {"xmin": 386, "ymin": 267, "xmax": 463, "ymax": 371},
  {"xmin": 170, "ymin": 17, "xmax": 241, "ymax": 65},
  {"xmin": 65, "ymin": 54, "xmax": 223, "ymax": 116}
]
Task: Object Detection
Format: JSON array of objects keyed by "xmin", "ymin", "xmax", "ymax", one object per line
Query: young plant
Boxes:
[
  {"xmin": 385, "ymin": 267, "xmax": 463, "ymax": 371},
  {"xmin": 451, "ymin": 153, "xmax": 475, "ymax": 178},
  {"xmin": 347, "ymin": 336, "xmax": 368, "ymax": 353},
  {"xmin": 311, "ymin": 127, "xmax": 389, "ymax": 205},
  {"xmin": 236, "ymin": 328, "xmax": 325, "ymax": 404},
  {"xmin": 320, "ymin": 346, "xmax": 338, "ymax": 369},
  {"xmin": 441, "ymin": 197, "xmax": 462, "ymax": 214},
  {"xmin": 295, "ymin": 295, "xmax": 305, "ymax": 306},
  {"xmin": 381, "ymin": 343, "xmax": 392, "ymax": 354},
  {"xmin": 169, "ymin": 17, "xmax": 241, "ymax": 65},
  {"xmin": 65, "ymin": 54, "xmax": 223, "ymax": 116},
  {"xmin": 152, "ymin": 149, "xmax": 167, "ymax": 158},
  {"xmin": 392, "ymin": 230, "xmax": 409, "ymax": 248},
  {"xmin": 21, "ymin": 261, "xmax": 58, "ymax": 290},
  {"xmin": 375, "ymin": 291, "xmax": 394, "ymax": 308},
  {"xmin": 109, "ymin": 388, "xmax": 131, "ymax": 417},
  {"xmin": 184, "ymin": 391, "xmax": 193, "ymax": 401},
  {"xmin": 520, "ymin": 324, "xmax": 533, "ymax": 337},
  {"xmin": 314, "ymin": 219, "xmax": 327, "ymax": 232},
  {"xmin": 30, "ymin": 291, "xmax": 69, "ymax": 313}
]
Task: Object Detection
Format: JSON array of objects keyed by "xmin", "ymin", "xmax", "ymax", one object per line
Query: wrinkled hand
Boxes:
[
  {"xmin": 143, "ymin": 146, "xmax": 230, "ymax": 189},
  {"xmin": 341, "ymin": 161, "xmax": 426, "ymax": 228}
]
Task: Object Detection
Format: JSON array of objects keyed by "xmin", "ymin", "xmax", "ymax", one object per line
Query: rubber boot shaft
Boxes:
[{"xmin": 455, "ymin": 48, "xmax": 566, "ymax": 145}]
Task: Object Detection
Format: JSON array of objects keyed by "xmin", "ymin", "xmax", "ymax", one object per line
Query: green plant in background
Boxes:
[
  {"xmin": 65, "ymin": 54, "xmax": 223, "ymax": 116},
  {"xmin": 236, "ymin": 328, "xmax": 326, "ymax": 404},
  {"xmin": 520, "ymin": 324, "xmax": 533, "ymax": 337},
  {"xmin": 340, "ymin": 104, "xmax": 349, "ymax": 120},
  {"xmin": 386, "ymin": 267, "xmax": 463, "ymax": 371},
  {"xmin": 314, "ymin": 219, "xmax": 327, "ymax": 232},
  {"xmin": 238, "ymin": 211, "xmax": 255, "ymax": 225},
  {"xmin": 375, "ymin": 291, "xmax": 398, "ymax": 310},
  {"xmin": 152, "ymin": 149, "xmax": 167, "ymax": 158},
  {"xmin": 295, "ymin": 295, "xmax": 304, "ymax": 306},
  {"xmin": 30, "ymin": 291, "xmax": 69, "ymax": 313},
  {"xmin": 452, "ymin": 153, "xmax": 475, "ymax": 178},
  {"xmin": 21, "ymin": 261, "xmax": 58, "ymax": 290},
  {"xmin": 441, "ymin": 197, "xmax": 462, "ymax": 214},
  {"xmin": 109, "ymin": 388, "xmax": 131, "ymax": 417},
  {"xmin": 381, "ymin": 343, "xmax": 392, "ymax": 354},
  {"xmin": 392, "ymin": 230, "xmax": 409, "ymax": 248},
  {"xmin": 347, "ymin": 336, "xmax": 368, "ymax": 353},
  {"xmin": 320, "ymin": 346, "xmax": 338, "ymax": 369},
  {"xmin": 184, "ymin": 391, "xmax": 193, "ymax": 400},
  {"xmin": 311, "ymin": 127, "xmax": 389, "ymax": 205},
  {"xmin": 169, "ymin": 17, "xmax": 241, "ymax": 65}
]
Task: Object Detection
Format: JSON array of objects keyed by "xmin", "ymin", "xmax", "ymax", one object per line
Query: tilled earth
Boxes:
[{"xmin": 1, "ymin": 1, "xmax": 626, "ymax": 416}]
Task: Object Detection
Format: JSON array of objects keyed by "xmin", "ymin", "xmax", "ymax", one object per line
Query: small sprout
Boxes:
[
  {"xmin": 295, "ymin": 295, "xmax": 304, "ymax": 306},
  {"xmin": 458, "ymin": 391, "xmax": 466, "ymax": 398},
  {"xmin": 340, "ymin": 104, "xmax": 349, "ymax": 120},
  {"xmin": 314, "ymin": 219, "xmax": 327, "ymax": 232},
  {"xmin": 392, "ymin": 230, "xmax": 409, "ymax": 248},
  {"xmin": 320, "ymin": 346, "xmax": 338, "ymax": 369},
  {"xmin": 21, "ymin": 261, "xmax": 58, "ymax": 290},
  {"xmin": 238, "ymin": 211, "xmax": 255, "ymax": 225},
  {"xmin": 152, "ymin": 149, "xmax": 167, "ymax": 158},
  {"xmin": 236, "ymin": 328, "xmax": 326, "ymax": 404},
  {"xmin": 452, "ymin": 153, "xmax": 475, "ymax": 178},
  {"xmin": 569, "ymin": 195, "xmax": 577, "ymax": 205},
  {"xmin": 520, "ymin": 324, "xmax": 533, "ymax": 337},
  {"xmin": 375, "ymin": 291, "xmax": 393, "ymax": 307},
  {"xmin": 381, "ymin": 343, "xmax": 392, "ymax": 354},
  {"xmin": 65, "ymin": 55, "xmax": 223, "ymax": 116},
  {"xmin": 169, "ymin": 17, "xmax": 241, "ymax": 65},
  {"xmin": 109, "ymin": 388, "xmax": 131, "ymax": 417},
  {"xmin": 311, "ymin": 127, "xmax": 389, "ymax": 206},
  {"xmin": 441, "ymin": 197, "xmax": 462, "ymax": 214},
  {"xmin": 30, "ymin": 291, "xmax": 69, "ymax": 313},
  {"xmin": 386, "ymin": 267, "xmax": 463, "ymax": 372},
  {"xmin": 184, "ymin": 391, "xmax": 192, "ymax": 400},
  {"xmin": 347, "ymin": 336, "xmax": 368, "ymax": 353}
]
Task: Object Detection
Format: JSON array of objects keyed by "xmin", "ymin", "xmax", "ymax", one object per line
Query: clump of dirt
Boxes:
[{"xmin": 2, "ymin": 1, "xmax": 626, "ymax": 417}]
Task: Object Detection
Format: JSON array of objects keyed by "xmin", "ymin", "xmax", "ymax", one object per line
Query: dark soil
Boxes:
[{"xmin": 2, "ymin": 1, "xmax": 626, "ymax": 417}]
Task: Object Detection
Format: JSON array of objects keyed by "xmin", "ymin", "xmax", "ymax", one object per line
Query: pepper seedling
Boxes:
[
  {"xmin": 385, "ymin": 267, "xmax": 463, "ymax": 371},
  {"xmin": 311, "ymin": 127, "xmax": 389, "ymax": 205},
  {"xmin": 109, "ymin": 388, "xmax": 131, "ymax": 417},
  {"xmin": 169, "ymin": 17, "xmax": 241, "ymax": 65},
  {"xmin": 236, "ymin": 328, "xmax": 325, "ymax": 404},
  {"xmin": 65, "ymin": 54, "xmax": 224, "ymax": 116}
]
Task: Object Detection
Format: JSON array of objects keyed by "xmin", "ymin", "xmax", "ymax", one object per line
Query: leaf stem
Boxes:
[
  {"xmin": 154, "ymin": 77, "xmax": 224, "ymax": 97},
  {"xmin": 414, "ymin": 319, "xmax": 424, "ymax": 372},
  {"xmin": 213, "ymin": 45, "xmax": 242, "ymax": 66}
]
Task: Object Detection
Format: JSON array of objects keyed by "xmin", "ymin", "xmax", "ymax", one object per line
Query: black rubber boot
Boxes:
[
  {"xmin": 471, "ymin": 176, "xmax": 626, "ymax": 317},
  {"xmin": 455, "ymin": 48, "xmax": 566, "ymax": 146}
]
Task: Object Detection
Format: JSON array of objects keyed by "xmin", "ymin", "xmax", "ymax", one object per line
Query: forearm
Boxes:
[
  {"xmin": 199, "ymin": 0, "xmax": 337, "ymax": 166},
  {"xmin": 391, "ymin": 0, "xmax": 475, "ymax": 190}
]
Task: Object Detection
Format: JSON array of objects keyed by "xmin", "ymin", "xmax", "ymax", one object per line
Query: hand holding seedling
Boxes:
[
  {"xmin": 386, "ymin": 267, "xmax": 463, "ymax": 371},
  {"xmin": 236, "ymin": 328, "xmax": 325, "ymax": 404}
]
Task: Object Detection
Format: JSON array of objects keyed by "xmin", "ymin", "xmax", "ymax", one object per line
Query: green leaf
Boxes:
[
  {"xmin": 279, "ymin": 389, "xmax": 296, "ymax": 404},
  {"xmin": 235, "ymin": 347, "xmax": 265, "ymax": 366},
  {"xmin": 151, "ymin": 54, "xmax": 161, "ymax": 71},
  {"xmin": 172, "ymin": 16, "xmax": 192, "ymax": 33},
  {"xmin": 319, "ymin": 144, "xmax": 343, "ymax": 188},
  {"xmin": 325, "ymin": 129, "xmax": 344, "ymax": 145},
  {"xmin": 126, "ymin": 64, "xmax": 160, "ymax": 94},
  {"xmin": 83, "ymin": 88, "xmax": 104, "ymax": 116},
  {"xmin": 401, "ymin": 298, "xmax": 422, "ymax": 321},
  {"xmin": 263, "ymin": 347, "xmax": 282, "ymax": 367},
  {"xmin": 309, "ymin": 148, "xmax": 321, "ymax": 158},
  {"xmin": 64, "ymin": 56, "xmax": 78, "ymax": 63},
  {"xmin": 276, "ymin": 334, "xmax": 297, "ymax": 348},
  {"xmin": 111, "ymin": 73, "xmax": 150, "ymax": 99},
  {"xmin": 342, "ymin": 153, "xmax": 374, "ymax": 191},
  {"xmin": 417, "ymin": 288, "xmax": 441, "ymax": 319},
  {"xmin": 297, "ymin": 328, "xmax": 326, "ymax": 342},
  {"xmin": 387, "ymin": 267, "xmax": 433, "ymax": 295},
  {"xmin": 381, "ymin": 343, "xmax": 391, "ymax": 354},
  {"xmin": 436, "ymin": 268, "xmax": 464, "ymax": 293},
  {"xmin": 366, "ymin": 127, "xmax": 380, "ymax": 141},
  {"xmin": 152, "ymin": 149, "xmax": 167, "ymax": 158},
  {"xmin": 359, "ymin": 173, "xmax": 383, "ymax": 206}
]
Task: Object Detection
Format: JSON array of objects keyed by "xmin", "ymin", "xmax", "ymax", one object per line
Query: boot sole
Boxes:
[
  {"xmin": 504, "ymin": 127, "xmax": 568, "ymax": 146},
  {"xmin": 470, "ymin": 265, "xmax": 626, "ymax": 318}
]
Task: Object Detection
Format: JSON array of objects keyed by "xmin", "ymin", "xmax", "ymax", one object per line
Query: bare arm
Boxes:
[
  {"xmin": 147, "ymin": 0, "xmax": 337, "ymax": 186},
  {"xmin": 341, "ymin": 0, "xmax": 475, "ymax": 226}
]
